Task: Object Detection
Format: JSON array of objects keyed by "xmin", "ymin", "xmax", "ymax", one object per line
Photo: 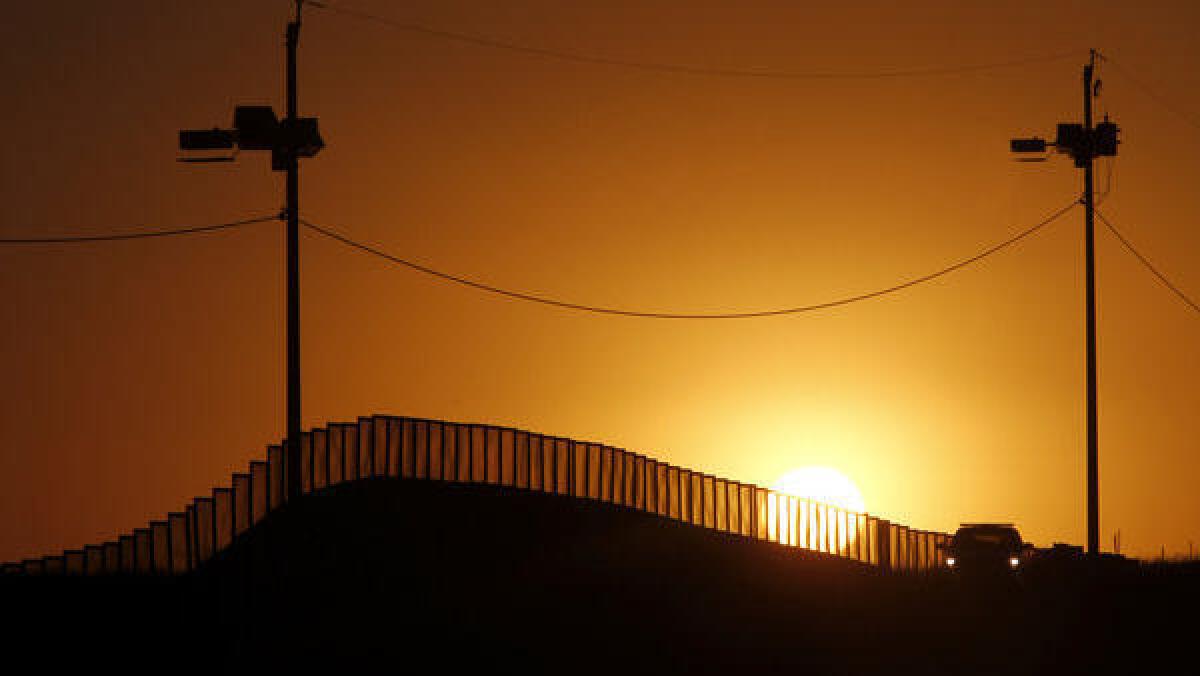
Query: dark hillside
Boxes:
[{"xmin": 4, "ymin": 479, "xmax": 1196, "ymax": 673}]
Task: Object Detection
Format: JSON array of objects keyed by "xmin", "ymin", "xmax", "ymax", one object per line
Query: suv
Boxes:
[{"xmin": 946, "ymin": 523, "xmax": 1024, "ymax": 573}]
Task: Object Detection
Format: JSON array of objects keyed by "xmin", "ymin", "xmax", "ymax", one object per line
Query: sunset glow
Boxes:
[
  {"xmin": 772, "ymin": 467, "xmax": 866, "ymax": 514},
  {"xmin": 764, "ymin": 467, "xmax": 867, "ymax": 551}
]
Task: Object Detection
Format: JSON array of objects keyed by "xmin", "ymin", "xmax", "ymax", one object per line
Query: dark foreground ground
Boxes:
[{"xmin": 4, "ymin": 479, "xmax": 1197, "ymax": 673}]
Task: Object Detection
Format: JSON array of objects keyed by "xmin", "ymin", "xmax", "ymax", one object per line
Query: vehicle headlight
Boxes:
[
  {"xmin": 946, "ymin": 557, "xmax": 956, "ymax": 567},
  {"xmin": 1009, "ymin": 557, "xmax": 1020, "ymax": 568}
]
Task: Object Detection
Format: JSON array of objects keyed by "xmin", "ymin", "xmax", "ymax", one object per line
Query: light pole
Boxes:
[
  {"xmin": 1010, "ymin": 50, "xmax": 1119, "ymax": 557},
  {"xmin": 178, "ymin": 0, "xmax": 323, "ymax": 502},
  {"xmin": 284, "ymin": 0, "xmax": 304, "ymax": 503}
]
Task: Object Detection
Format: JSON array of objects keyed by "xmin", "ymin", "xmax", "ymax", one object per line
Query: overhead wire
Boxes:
[
  {"xmin": 1096, "ymin": 209, "xmax": 1200, "ymax": 316},
  {"xmin": 300, "ymin": 199, "xmax": 1079, "ymax": 320},
  {"xmin": 307, "ymin": 1, "xmax": 1079, "ymax": 80},
  {"xmin": 1097, "ymin": 51, "xmax": 1200, "ymax": 133},
  {"xmin": 0, "ymin": 215, "xmax": 278, "ymax": 244}
]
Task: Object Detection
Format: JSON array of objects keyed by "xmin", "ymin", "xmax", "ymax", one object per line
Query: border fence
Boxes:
[{"xmin": 1, "ymin": 416, "xmax": 951, "ymax": 576}]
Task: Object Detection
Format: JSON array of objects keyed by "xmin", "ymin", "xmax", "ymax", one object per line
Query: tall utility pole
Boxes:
[
  {"xmin": 1081, "ymin": 51, "xmax": 1100, "ymax": 558},
  {"xmin": 1010, "ymin": 49, "xmax": 1118, "ymax": 558},
  {"xmin": 178, "ymin": 0, "xmax": 323, "ymax": 502},
  {"xmin": 285, "ymin": 0, "xmax": 304, "ymax": 502}
]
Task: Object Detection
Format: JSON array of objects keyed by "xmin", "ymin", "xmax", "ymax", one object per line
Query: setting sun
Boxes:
[{"xmin": 772, "ymin": 467, "xmax": 866, "ymax": 514}]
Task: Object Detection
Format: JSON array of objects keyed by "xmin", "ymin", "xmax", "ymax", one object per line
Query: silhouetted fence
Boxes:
[{"xmin": 2, "ymin": 416, "xmax": 951, "ymax": 576}]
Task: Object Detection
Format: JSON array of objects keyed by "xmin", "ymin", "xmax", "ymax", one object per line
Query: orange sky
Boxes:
[{"xmin": 2, "ymin": 0, "xmax": 1198, "ymax": 562}]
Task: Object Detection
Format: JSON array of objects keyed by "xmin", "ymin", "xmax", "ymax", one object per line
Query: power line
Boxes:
[
  {"xmin": 300, "ymin": 199, "xmax": 1079, "ymax": 320},
  {"xmin": 308, "ymin": 1, "xmax": 1078, "ymax": 80},
  {"xmin": 1098, "ymin": 52, "xmax": 1200, "ymax": 132},
  {"xmin": 0, "ymin": 215, "xmax": 277, "ymax": 244},
  {"xmin": 1096, "ymin": 209, "xmax": 1200, "ymax": 315}
]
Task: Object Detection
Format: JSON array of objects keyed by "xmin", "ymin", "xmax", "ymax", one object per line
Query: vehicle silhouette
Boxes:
[{"xmin": 945, "ymin": 523, "xmax": 1024, "ymax": 575}]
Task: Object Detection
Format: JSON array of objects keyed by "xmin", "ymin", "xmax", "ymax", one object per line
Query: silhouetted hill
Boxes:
[{"xmin": 4, "ymin": 479, "xmax": 1197, "ymax": 673}]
